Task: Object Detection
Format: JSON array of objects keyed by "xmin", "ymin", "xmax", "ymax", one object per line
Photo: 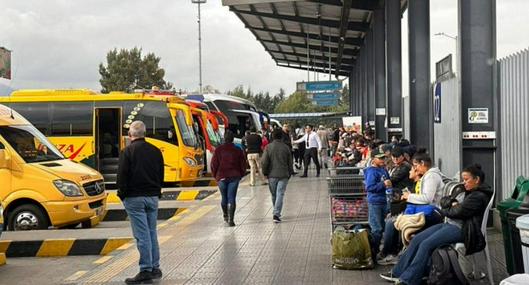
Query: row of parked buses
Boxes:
[{"xmin": 0, "ymin": 89, "xmax": 274, "ymax": 231}]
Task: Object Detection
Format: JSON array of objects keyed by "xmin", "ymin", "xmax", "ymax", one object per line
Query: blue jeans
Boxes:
[
  {"xmin": 368, "ymin": 203, "xmax": 388, "ymax": 254},
  {"xmin": 218, "ymin": 178, "xmax": 240, "ymax": 207},
  {"xmin": 382, "ymin": 219, "xmax": 400, "ymax": 256},
  {"xmin": 392, "ymin": 223, "xmax": 463, "ymax": 285},
  {"xmin": 123, "ymin": 196, "xmax": 160, "ymax": 272},
  {"xmin": 268, "ymin": 177, "xmax": 289, "ymax": 217}
]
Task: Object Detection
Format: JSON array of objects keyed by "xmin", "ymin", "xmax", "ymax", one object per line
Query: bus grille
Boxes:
[{"xmin": 83, "ymin": 180, "xmax": 106, "ymax": 196}]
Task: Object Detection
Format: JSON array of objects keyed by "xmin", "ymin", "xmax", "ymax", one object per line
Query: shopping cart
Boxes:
[{"xmin": 327, "ymin": 167, "xmax": 368, "ymax": 230}]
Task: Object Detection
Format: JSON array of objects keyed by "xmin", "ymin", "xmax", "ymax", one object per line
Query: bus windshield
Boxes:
[
  {"xmin": 0, "ymin": 125, "xmax": 64, "ymax": 163},
  {"xmin": 175, "ymin": 110, "xmax": 198, "ymax": 147},
  {"xmin": 206, "ymin": 120, "xmax": 222, "ymax": 147}
]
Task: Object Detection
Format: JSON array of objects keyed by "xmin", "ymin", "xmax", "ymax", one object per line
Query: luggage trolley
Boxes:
[{"xmin": 327, "ymin": 167, "xmax": 368, "ymax": 231}]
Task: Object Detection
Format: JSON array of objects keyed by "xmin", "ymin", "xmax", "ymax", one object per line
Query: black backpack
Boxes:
[{"xmin": 428, "ymin": 246, "xmax": 469, "ymax": 285}]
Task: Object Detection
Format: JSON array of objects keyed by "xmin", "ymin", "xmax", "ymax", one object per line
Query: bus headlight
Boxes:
[
  {"xmin": 53, "ymin": 180, "xmax": 83, "ymax": 197},
  {"xmin": 183, "ymin": 157, "xmax": 197, "ymax": 166}
]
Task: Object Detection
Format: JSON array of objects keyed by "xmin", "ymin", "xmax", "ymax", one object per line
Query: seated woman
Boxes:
[{"xmin": 379, "ymin": 164, "xmax": 492, "ymax": 285}]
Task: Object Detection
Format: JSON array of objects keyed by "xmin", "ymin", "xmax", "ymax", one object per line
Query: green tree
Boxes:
[
  {"xmin": 274, "ymin": 92, "xmax": 318, "ymax": 113},
  {"xmin": 99, "ymin": 47, "xmax": 173, "ymax": 93}
]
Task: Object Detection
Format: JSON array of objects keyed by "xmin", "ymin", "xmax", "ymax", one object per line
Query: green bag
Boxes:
[{"xmin": 331, "ymin": 228, "xmax": 374, "ymax": 270}]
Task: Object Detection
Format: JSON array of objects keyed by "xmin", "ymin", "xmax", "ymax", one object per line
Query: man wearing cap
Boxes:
[
  {"xmin": 363, "ymin": 148, "xmax": 392, "ymax": 258},
  {"xmin": 316, "ymin": 125, "xmax": 330, "ymax": 169}
]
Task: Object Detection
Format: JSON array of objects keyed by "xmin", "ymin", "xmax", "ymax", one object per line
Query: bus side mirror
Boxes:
[{"xmin": 0, "ymin": 149, "xmax": 9, "ymax": 169}]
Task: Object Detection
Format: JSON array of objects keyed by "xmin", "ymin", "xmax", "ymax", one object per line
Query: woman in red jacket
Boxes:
[{"xmin": 211, "ymin": 130, "xmax": 248, "ymax": 227}]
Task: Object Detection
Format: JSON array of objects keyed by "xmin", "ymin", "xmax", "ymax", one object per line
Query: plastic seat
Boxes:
[{"xmin": 454, "ymin": 189, "xmax": 495, "ymax": 285}]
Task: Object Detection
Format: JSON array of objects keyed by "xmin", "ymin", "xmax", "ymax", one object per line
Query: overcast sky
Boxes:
[{"xmin": 1, "ymin": 0, "xmax": 528, "ymax": 96}]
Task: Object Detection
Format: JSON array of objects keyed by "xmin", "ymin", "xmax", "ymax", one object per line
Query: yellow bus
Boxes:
[
  {"xmin": 0, "ymin": 89, "xmax": 204, "ymax": 186},
  {"xmin": 0, "ymin": 104, "xmax": 107, "ymax": 230}
]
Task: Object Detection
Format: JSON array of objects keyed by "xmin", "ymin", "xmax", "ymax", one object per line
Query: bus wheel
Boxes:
[{"xmin": 8, "ymin": 204, "xmax": 49, "ymax": 231}]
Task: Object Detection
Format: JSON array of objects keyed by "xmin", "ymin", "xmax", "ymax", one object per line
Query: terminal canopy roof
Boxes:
[{"xmin": 222, "ymin": 0, "xmax": 407, "ymax": 77}]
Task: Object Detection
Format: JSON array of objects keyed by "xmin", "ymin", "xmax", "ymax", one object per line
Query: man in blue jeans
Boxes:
[
  {"xmin": 261, "ymin": 129, "xmax": 294, "ymax": 223},
  {"xmin": 117, "ymin": 121, "xmax": 164, "ymax": 284},
  {"xmin": 364, "ymin": 148, "xmax": 392, "ymax": 258}
]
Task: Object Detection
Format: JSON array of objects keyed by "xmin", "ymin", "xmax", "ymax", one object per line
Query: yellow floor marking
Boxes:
[
  {"xmin": 100, "ymin": 237, "xmax": 133, "ymax": 255},
  {"xmin": 64, "ymin": 270, "xmax": 87, "ymax": 282},
  {"xmin": 37, "ymin": 239, "xmax": 75, "ymax": 257},
  {"xmin": 179, "ymin": 205, "xmax": 216, "ymax": 226},
  {"xmin": 177, "ymin": 191, "xmax": 199, "ymax": 200},
  {"xmin": 157, "ymin": 222, "xmax": 168, "ymax": 229},
  {"xmin": 83, "ymin": 235, "xmax": 172, "ymax": 283},
  {"xmin": 116, "ymin": 242, "xmax": 135, "ymax": 250},
  {"xmin": 93, "ymin": 255, "xmax": 113, "ymax": 264},
  {"xmin": 0, "ymin": 241, "xmax": 11, "ymax": 253},
  {"xmin": 0, "ymin": 253, "xmax": 6, "ymax": 266},
  {"xmin": 106, "ymin": 192, "xmax": 121, "ymax": 204}
]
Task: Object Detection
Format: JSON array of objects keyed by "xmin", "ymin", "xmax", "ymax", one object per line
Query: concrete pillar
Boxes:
[
  {"xmin": 374, "ymin": 5, "xmax": 387, "ymax": 141},
  {"xmin": 459, "ymin": 0, "xmax": 499, "ymax": 196},
  {"xmin": 385, "ymin": 0, "xmax": 402, "ymax": 140},
  {"xmin": 408, "ymin": 0, "xmax": 433, "ymax": 151}
]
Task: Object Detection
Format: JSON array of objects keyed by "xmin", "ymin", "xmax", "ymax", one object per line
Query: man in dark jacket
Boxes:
[
  {"xmin": 117, "ymin": 121, "xmax": 164, "ymax": 284},
  {"xmin": 245, "ymin": 128, "xmax": 265, "ymax": 186},
  {"xmin": 261, "ymin": 129, "xmax": 294, "ymax": 223}
]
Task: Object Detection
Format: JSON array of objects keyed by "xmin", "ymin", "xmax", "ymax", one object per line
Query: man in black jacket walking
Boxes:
[
  {"xmin": 117, "ymin": 121, "xmax": 164, "ymax": 284},
  {"xmin": 261, "ymin": 129, "xmax": 294, "ymax": 223}
]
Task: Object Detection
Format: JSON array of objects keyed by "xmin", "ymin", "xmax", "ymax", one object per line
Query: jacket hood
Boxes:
[{"xmin": 475, "ymin": 183, "xmax": 493, "ymax": 198}]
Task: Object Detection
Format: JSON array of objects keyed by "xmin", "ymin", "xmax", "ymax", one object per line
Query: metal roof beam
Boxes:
[
  {"xmin": 270, "ymin": 50, "xmax": 355, "ymax": 64},
  {"xmin": 335, "ymin": 0, "xmax": 353, "ymax": 77},
  {"xmin": 305, "ymin": 0, "xmax": 377, "ymax": 11},
  {"xmin": 277, "ymin": 58, "xmax": 354, "ymax": 69},
  {"xmin": 261, "ymin": 39, "xmax": 359, "ymax": 56},
  {"xmin": 231, "ymin": 7, "xmax": 369, "ymax": 31},
  {"xmin": 250, "ymin": 26, "xmax": 363, "ymax": 46},
  {"xmin": 277, "ymin": 63, "xmax": 350, "ymax": 76}
]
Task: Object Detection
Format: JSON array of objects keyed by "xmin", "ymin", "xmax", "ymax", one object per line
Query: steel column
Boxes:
[
  {"xmin": 408, "ymin": 0, "xmax": 432, "ymax": 151},
  {"xmin": 367, "ymin": 29, "xmax": 375, "ymax": 127},
  {"xmin": 348, "ymin": 71, "xmax": 354, "ymax": 114},
  {"xmin": 385, "ymin": 0, "xmax": 402, "ymax": 139},
  {"xmin": 459, "ymin": 0, "xmax": 499, "ymax": 197},
  {"xmin": 361, "ymin": 49, "xmax": 368, "ymax": 125},
  {"xmin": 373, "ymin": 5, "xmax": 387, "ymax": 141}
]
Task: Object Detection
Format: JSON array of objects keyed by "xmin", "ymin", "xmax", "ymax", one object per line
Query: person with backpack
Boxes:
[{"xmin": 380, "ymin": 164, "xmax": 492, "ymax": 285}]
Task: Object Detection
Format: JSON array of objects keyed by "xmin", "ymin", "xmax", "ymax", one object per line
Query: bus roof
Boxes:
[
  {"xmin": 186, "ymin": 93, "xmax": 256, "ymax": 108},
  {"xmin": 0, "ymin": 104, "xmax": 30, "ymax": 126},
  {"xmin": 3, "ymin": 89, "xmax": 186, "ymax": 104}
]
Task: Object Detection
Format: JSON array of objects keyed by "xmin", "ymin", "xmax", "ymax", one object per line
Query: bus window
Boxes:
[
  {"xmin": 51, "ymin": 102, "xmax": 93, "ymax": 136},
  {"xmin": 175, "ymin": 110, "xmax": 198, "ymax": 147},
  {"xmin": 8, "ymin": 103, "xmax": 51, "ymax": 135},
  {"xmin": 205, "ymin": 120, "xmax": 221, "ymax": 147},
  {"xmin": 123, "ymin": 101, "xmax": 177, "ymax": 145}
]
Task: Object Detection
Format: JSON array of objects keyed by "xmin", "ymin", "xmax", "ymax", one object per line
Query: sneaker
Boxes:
[
  {"xmin": 273, "ymin": 215, "xmax": 281, "ymax": 223},
  {"xmin": 151, "ymin": 268, "xmax": 162, "ymax": 279},
  {"xmin": 300, "ymin": 175, "xmax": 308, "ymax": 178},
  {"xmin": 125, "ymin": 271, "xmax": 153, "ymax": 284},
  {"xmin": 379, "ymin": 271, "xmax": 399, "ymax": 282},
  {"xmin": 378, "ymin": 254, "xmax": 399, "ymax": 266},
  {"xmin": 394, "ymin": 280, "xmax": 408, "ymax": 285}
]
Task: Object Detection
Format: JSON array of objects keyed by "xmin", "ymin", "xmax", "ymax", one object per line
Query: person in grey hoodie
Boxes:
[
  {"xmin": 401, "ymin": 150, "xmax": 446, "ymax": 209},
  {"xmin": 261, "ymin": 129, "xmax": 294, "ymax": 223}
]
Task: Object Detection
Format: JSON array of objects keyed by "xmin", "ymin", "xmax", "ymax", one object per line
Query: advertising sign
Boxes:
[
  {"xmin": 342, "ymin": 116, "xmax": 362, "ymax": 133},
  {"xmin": 312, "ymin": 92, "xmax": 340, "ymax": 100},
  {"xmin": 0, "ymin": 47, "xmax": 11, "ymax": 80}
]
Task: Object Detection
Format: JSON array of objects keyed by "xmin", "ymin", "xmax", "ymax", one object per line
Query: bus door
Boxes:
[{"xmin": 94, "ymin": 108, "xmax": 121, "ymax": 185}]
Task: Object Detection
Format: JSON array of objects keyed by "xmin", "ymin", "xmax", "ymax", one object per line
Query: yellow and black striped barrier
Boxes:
[
  {"xmin": 103, "ymin": 208, "xmax": 186, "ymax": 222},
  {"xmin": 0, "ymin": 237, "xmax": 132, "ymax": 258},
  {"xmin": 179, "ymin": 178, "xmax": 217, "ymax": 187},
  {"xmin": 107, "ymin": 190, "xmax": 216, "ymax": 204}
]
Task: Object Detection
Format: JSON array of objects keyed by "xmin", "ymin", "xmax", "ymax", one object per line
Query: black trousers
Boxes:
[{"xmin": 303, "ymin": 147, "xmax": 320, "ymax": 176}]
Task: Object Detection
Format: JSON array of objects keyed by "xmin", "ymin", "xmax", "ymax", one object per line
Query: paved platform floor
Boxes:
[{"xmin": 58, "ymin": 170, "xmax": 509, "ymax": 284}]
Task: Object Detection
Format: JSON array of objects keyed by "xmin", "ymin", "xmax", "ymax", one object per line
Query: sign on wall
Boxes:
[
  {"xmin": 434, "ymin": 82, "xmax": 441, "ymax": 123},
  {"xmin": 468, "ymin": 108, "xmax": 489, "ymax": 124}
]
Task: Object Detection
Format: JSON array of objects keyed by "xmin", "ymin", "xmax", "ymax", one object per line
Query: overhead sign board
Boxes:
[
  {"xmin": 312, "ymin": 92, "xmax": 340, "ymax": 100},
  {"xmin": 305, "ymin": 81, "xmax": 342, "ymax": 92}
]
